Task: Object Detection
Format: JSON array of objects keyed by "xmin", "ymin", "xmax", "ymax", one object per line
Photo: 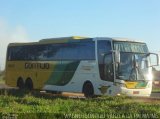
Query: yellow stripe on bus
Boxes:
[{"xmin": 125, "ymin": 82, "xmax": 138, "ymax": 89}]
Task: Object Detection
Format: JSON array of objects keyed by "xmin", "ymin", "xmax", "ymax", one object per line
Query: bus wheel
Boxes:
[
  {"xmin": 25, "ymin": 78, "xmax": 33, "ymax": 90},
  {"xmin": 83, "ymin": 82, "xmax": 94, "ymax": 98},
  {"xmin": 17, "ymin": 77, "xmax": 25, "ymax": 90}
]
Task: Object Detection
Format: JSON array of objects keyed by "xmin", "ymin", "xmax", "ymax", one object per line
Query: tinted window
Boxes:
[
  {"xmin": 98, "ymin": 40, "xmax": 112, "ymax": 64},
  {"xmin": 61, "ymin": 42, "xmax": 95, "ymax": 60},
  {"xmin": 48, "ymin": 42, "xmax": 95, "ymax": 60},
  {"xmin": 7, "ymin": 46, "xmax": 26, "ymax": 60},
  {"xmin": 47, "ymin": 44, "xmax": 64, "ymax": 60},
  {"xmin": 36, "ymin": 45, "xmax": 49, "ymax": 60},
  {"xmin": 25, "ymin": 45, "xmax": 37, "ymax": 60},
  {"xmin": 7, "ymin": 41, "xmax": 95, "ymax": 61},
  {"xmin": 97, "ymin": 40, "xmax": 113, "ymax": 81}
]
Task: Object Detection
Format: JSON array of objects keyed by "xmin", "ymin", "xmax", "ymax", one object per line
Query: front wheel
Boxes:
[{"xmin": 83, "ymin": 82, "xmax": 94, "ymax": 98}]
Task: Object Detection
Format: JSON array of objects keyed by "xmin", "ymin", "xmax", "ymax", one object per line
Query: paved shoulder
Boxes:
[
  {"xmin": 151, "ymin": 92, "xmax": 160, "ymax": 98},
  {"xmin": 0, "ymin": 84, "xmax": 8, "ymax": 89}
]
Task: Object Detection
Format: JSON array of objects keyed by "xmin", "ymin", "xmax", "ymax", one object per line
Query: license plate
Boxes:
[{"xmin": 133, "ymin": 91, "xmax": 139, "ymax": 94}]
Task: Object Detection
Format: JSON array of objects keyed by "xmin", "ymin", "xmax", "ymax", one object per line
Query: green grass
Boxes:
[
  {"xmin": 0, "ymin": 90, "xmax": 159, "ymax": 119},
  {"xmin": 152, "ymin": 84, "xmax": 160, "ymax": 93},
  {"xmin": 152, "ymin": 87, "xmax": 160, "ymax": 93}
]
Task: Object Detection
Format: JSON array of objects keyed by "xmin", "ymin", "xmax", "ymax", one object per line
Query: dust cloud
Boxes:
[{"xmin": 0, "ymin": 19, "xmax": 30, "ymax": 70}]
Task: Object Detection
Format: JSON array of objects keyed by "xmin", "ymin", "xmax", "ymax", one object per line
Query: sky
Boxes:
[{"xmin": 0, "ymin": 0, "xmax": 160, "ymax": 70}]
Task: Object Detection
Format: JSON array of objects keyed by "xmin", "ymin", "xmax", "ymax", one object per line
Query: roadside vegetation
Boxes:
[
  {"xmin": 152, "ymin": 86, "xmax": 160, "ymax": 93},
  {"xmin": 0, "ymin": 89, "xmax": 159, "ymax": 119}
]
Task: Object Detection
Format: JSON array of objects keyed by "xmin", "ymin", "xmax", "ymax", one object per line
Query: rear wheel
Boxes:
[
  {"xmin": 83, "ymin": 82, "xmax": 94, "ymax": 98},
  {"xmin": 17, "ymin": 78, "xmax": 25, "ymax": 90},
  {"xmin": 25, "ymin": 78, "xmax": 33, "ymax": 90}
]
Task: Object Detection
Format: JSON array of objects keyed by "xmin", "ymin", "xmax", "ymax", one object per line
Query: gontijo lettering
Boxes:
[{"xmin": 25, "ymin": 63, "xmax": 50, "ymax": 69}]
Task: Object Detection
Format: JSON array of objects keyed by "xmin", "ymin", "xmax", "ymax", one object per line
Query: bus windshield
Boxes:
[
  {"xmin": 116, "ymin": 52, "xmax": 151, "ymax": 81},
  {"xmin": 114, "ymin": 41, "xmax": 151, "ymax": 81}
]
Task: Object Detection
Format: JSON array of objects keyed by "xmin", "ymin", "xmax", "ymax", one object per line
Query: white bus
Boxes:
[{"xmin": 5, "ymin": 36, "xmax": 159, "ymax": 97}]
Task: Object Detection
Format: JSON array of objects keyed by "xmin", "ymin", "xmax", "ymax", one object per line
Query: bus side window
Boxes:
[
  {"xmin": 7, "ymin": 46, "xmax": 26, "ymax": 61},
  {"xmin": 7, "ymin": 47, "xmax": 11, "ymax": 61},
  {"xmin": 97, "ymin": 40, "xmax": 113, "ymax": 81}
]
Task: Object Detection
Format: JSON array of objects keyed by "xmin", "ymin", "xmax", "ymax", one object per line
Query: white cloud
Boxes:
[{"xmin": 0, "ymin": 19, "xmax": 30, "ymax": 70}]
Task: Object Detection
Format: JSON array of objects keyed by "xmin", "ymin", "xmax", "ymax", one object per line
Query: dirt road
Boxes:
[
  {"xmin": 0, "ymin": 84, "xmax": 159, "ymax": 98},
  {"xmin": 0, "ymin": 84, "xmax": 8, "ymax": 89}
]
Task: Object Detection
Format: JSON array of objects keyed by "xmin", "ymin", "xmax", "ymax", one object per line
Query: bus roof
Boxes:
[
  {"xmin": 39, "ymin": 36, "xmax": 90, "ymax": 43},
  {"xmin": 95, "ymin": 37, "xmax": 144, "ymax": 43},
  {"xmin": 40, "ymin": 36, "xmax": 145, "ymax": 43},
  {"xmin": 8, "ymin": 36, "xmax": 91, "ymax": 46},
  {"xmin": 8, "ymin": 36, "xmax": 145, "ymax": 46}
]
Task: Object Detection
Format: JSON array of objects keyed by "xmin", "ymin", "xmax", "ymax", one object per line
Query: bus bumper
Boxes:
[{"xmin": 120, "ymin": 87, "xmax": 152, "ymax": 97}]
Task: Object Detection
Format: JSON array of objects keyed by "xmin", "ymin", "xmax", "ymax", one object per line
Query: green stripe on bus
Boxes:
[
  {"xmin": 46, "ymin": 61, "xmax": 80, "ymax": 86},
  {"xmin": 135, "ymin": 81, "xmax": 148, "ymax": 88}
]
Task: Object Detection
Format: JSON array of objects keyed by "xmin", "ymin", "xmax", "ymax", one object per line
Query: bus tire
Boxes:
[
  {"xmin": 17, "ymin": 77, "xmax": 25, "ymax": 90},
  {"xmin": 82, "ymin": 81, "xmax": 94, "ymax": 98},
  {"xmin": 25, "ymin": 78, "xmax": 33, "ymax": 90}
]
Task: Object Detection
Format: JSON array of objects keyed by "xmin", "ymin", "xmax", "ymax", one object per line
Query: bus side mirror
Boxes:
[
  {"xmin": 149, "ymin": 53, "xmax": 159, "ymax": 67},
  {"xmin": 115, "ymin": 50, "xmax": 120, "ymax": 64}
]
